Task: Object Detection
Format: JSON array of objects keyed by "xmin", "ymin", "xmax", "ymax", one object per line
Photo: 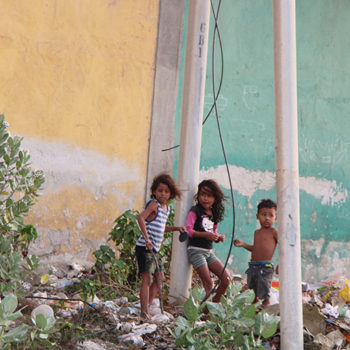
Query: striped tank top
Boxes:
[{"xmin": 136, "ymin": 200, "xmax": 170, "ymax": 252}]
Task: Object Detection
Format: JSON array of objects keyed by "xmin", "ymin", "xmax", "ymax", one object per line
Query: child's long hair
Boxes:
[
  {"xmin": 195, "ymin": 179, "xmax": 225, "ymax": 223},
  {"xmin": 150, "ymin": 173, "xmax": 182, "ymax": 200}
]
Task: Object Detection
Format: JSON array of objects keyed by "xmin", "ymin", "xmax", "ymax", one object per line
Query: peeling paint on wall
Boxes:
[
  {"xmin": 20, "ymin": 137, "xmax": 145, "ymax": 265},
  {"xmin": 200, "ymin": 165, "xmax": 348, "ymax": 207},
  {"xmin": 302, "ymin": 238, "xmax": 350, "ymax": 282},
  {"xmin": 22, "ymin": 137, "xmax": 142, "ymax": 201}
]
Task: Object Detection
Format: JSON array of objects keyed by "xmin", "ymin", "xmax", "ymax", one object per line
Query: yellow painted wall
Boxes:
[{"xmin": 0, "ymin": 0, "xmax": 160, "ymax": 265}]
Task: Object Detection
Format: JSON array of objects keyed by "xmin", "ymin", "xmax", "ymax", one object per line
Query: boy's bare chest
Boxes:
[{"xmin": 254, "ymin": 230, "xmax": 275, "ymax": 245}]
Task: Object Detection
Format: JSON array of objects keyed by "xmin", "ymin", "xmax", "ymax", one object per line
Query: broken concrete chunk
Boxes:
[
  {"xmin": 325, "ymin": 329, "xmax": 345, "ymax": 347},
  {"xmin": 303, "ymin": 303, "xmax": 326, "ymax": 336}
]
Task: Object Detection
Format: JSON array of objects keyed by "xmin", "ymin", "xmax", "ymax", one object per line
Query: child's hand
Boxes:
[
  {"xmin": 207, "ymin": 232, "xmax": 219, "ymax": 241},
  {"xmin": 145, "ymin": 240, "xmax": 153, "ymax": 251},
  {"xmin": 234, "ymin": 239, "xmax": 243, "ymax": 247},
  {"xmin": 178, "ymin": 226, "xmax": 186, "ymax": 232},
  {"xmin": 218, "ymin": 234, "xmax": 225, "ymax": 243}
]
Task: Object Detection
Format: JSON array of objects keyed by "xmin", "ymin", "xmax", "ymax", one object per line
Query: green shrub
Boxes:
[
  {"xmin": 0, "ymin": 114, "xmax": 44, "ymax": 296},
  {"xmin": 169, "ymin": 284, "xmax": 280, "ymax": 349},
  {"xmin": 0, "ymin": 293, "xmax": 57, "ymax": 349},
  {"xmin": 91, "ymin": 203, "xmax": 176, "ymax": 295}
]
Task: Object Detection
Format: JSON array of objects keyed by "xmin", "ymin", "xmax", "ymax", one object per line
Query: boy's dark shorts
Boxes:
[
  {"xmin": 136, "ymin": 245, "xmax": 162, "ymax": 274},
  {"xmin": 246, "ymin": 262, "xmax": 274, "ymax": 301}
]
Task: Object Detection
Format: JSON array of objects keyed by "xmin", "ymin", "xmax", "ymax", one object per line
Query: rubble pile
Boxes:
[
  {"xmin": 265, "ymin": 279, "xmax": 350, "ymax": 349},
  {"xmin": 16, "ymin": 264, "xmax": 350, "ymax": 349}
]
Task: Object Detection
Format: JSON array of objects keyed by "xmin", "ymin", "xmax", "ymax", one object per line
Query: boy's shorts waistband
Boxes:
[{"xmin": 249, "ymin": 261, "xmax": 273, "ymax": 268}]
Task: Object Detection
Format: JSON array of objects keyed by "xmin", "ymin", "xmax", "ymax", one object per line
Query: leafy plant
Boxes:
[
  {"xmin": 29, "ymin": 312, "xmax": 57, "ymax": 349},
  {"xmin": 0, "ymin": 114, "xmax": 44, "ymax": 296},
  {"xmin": 158, "ymin": 204, "xmax": 175, "ymax": 271},
  {"xmin": 105, "ymin": 203, "xmax": 175, "ymax": 282},
  {"xmin": 0, "ymin": 293, "xmax": 57, "ymax": 349},
  {"xmin": 169, "ymin": 284, "xmax": 280, "ymax": 349},
  {"xmin": 93, "ymin": 244, "xmax": 131, "ymax": 286},
  {"xmin": 0, "ymin": 293, "xmax": 28, "ymax": 349},
  {"xmin": 79, "ymin": 279, "xmax": 97, "ymax": 303}
]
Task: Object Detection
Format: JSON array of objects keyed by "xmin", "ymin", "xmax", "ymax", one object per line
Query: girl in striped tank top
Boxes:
[{"xmin": 136, "ymin": 173, "xmax": 184, "ymax": 318}]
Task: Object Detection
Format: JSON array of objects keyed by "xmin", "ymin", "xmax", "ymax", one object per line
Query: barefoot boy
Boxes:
[{"xmin": 234, "ymin": 199, "xmax": 278, "ymax": 306}]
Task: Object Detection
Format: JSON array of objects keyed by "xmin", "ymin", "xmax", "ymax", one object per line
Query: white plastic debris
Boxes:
[
  {"xmin": 321, "ymin": 303, "xmax": 339, "ymax": 318},
  {"xmin": 20, "ymin": 281, "xmax": 32, "ymax": 291},
  {"xmin": 31, "ymin": 304, "xmax": 54, "ymax": 324},
  {"xmin": 120, "ymin": 322, "xmax": 133, "ymax": 333},
  {"xmin": 52, "ymin": 278, "xmax": 74, "ymax": 289},
  {"xmin": 56, "ymin": 309, "xmax": 73, "ymax": 318},
  {"xmin": 232, "ymin": 274, "xmax": 242, "ymax": 281},
  {"xmin": 119, "ymin": 306, "xmax": 139, "ymax": 315},
  {"xmin": 86, "ymin": 295, "xmax": 101, "ymax": 305},
  {"xmin": 150, "ymin": 313, "xmax": 172, "ymax": 323},
  {"xmin": 103, "ymin": 300, "xmax": 120, "ymax": 312},
  {"xmin": 151, "ymin": 298, "xmax": 160, "ymax": 307},
  {"xmin": 131, "ymin": 323, "xmax": 157, "ymax": 336},
  {"xmin": 70, "ymin": 263, "xmax": 85, "ymax": 271},
  {"xmin": 112, "ymin": 297, "xmax": 128, "ymax": 306},
  {"xmin": 269, "ymin": 287, "xmax": 279, "ymax": 305},
  {"xmin": 47, "ymin": 275, "xmax": 58, "ymax": 284},
  {"xmin": 118, "ymin": 334, "xmax": 144, "ymax": 348}
]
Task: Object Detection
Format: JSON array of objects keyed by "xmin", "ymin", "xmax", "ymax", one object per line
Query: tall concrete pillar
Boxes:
[
  {"xmin": 273, "ymin": 0, "xmax": 303, "ymax": 348},
  {"xmin": 169, "ymin": 0, "xmax": 211, "ymax": 302}
]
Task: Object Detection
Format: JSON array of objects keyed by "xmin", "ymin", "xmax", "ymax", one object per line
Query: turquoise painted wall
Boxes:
[{"xmin": 175, "ymin": 0, "xmax": 350, "ymax": 282}]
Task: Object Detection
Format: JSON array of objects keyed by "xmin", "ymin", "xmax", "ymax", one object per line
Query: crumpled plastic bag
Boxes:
[
  {"xmin": 321, "ymin": 303, "xmax": 339, "ymax": 318},
  {"xmin": 339, "ymin": 279, "xmax": 350, "ymax": 303}
]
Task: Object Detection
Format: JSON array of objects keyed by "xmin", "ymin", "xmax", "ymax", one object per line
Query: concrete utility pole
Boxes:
[
  {"xmin": 273, "ymin": 1, "xmax": 303, "ymax": 349},
  {"xmin": 169, "ymin": 0, "xmax": 211, "ymax": 302}
]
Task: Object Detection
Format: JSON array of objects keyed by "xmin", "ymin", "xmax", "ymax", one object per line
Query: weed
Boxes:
[
  {"xmin": 0, "ymin": 294, "xmax": 57, "ymax": 349},
  {"xmin": 169, "ymin": 284, "xmax": 280, "ymax": 349},
  {"xmin": 0, "ymin": 114, "xmax": 44, "ymax": 297}
]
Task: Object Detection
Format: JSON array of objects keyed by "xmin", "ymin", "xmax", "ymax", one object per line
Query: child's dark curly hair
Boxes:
[
  {"xmin": 257, "ymin": 199, "xmax": 277, "ymax": 213},
  {"xmin": 195, "ymin": 179, "xmax": 225, "ymax": 223},
  {"xmin": 150, "ymin": 173, "xmax": 182, "ymax": 200}
]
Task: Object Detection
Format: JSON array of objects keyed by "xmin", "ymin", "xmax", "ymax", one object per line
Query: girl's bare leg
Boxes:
[
  {"xmin": 196, "ymin": 264, "xmax": 214, "ymax": 298},
  {"xmin": 208, "ymin": 260, "xmax": 230, "ymax": 302},
  {"xmin": 149, "ymin": 271, "xmax": 165, "ymax": 308},
  {"xmin": 140, "ymin": 272, "xmax": 152, "ymax": 316}
]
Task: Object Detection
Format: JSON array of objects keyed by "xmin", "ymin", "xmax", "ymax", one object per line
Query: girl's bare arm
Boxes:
[
  {"xmin": 137, "ymin": 201, "xmax": 158, "ymax": 249},
  {"xmin": 192, "ymin": 230, "xmax": 218, "ymax": 241},
  {"xmin": 165, "ymin": 225, "xmax": 186, "ymax": 232}
]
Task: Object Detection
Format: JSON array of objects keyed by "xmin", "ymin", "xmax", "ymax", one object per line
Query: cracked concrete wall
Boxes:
[{"xmin": 0, "ymin": 0, "xmax": 160, "ymax": 266}]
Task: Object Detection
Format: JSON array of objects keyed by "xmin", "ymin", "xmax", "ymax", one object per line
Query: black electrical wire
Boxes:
[
  {"xmin": 200, "ymin": 0, "xmax": 236, "ymax": 305},
  {"xmin": 25, "ymin": 295, "xmax": 98, "ymax": 311},
  {"xmin": 161, "ymin": 0, "xmax": 225, "ymax": 153},
  {"xmin": 202, "ymin": 0, "xmax": 225, "ymax": 127}
]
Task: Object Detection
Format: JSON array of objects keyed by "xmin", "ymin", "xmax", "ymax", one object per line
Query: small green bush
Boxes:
[
  {"xmin": 170, "ymin": 284, "xmax": 280, "ymax": 349},
  {"xmin": 90, "ymin": 203, "xmax": 175, "ymax": 298},
  {"xmin": 0, "ymin": 114, "xmax": 44, "ymax": 296},
  {"xmin": 0, "ymin": 293, "xmax": 57, "ymax": 349}
]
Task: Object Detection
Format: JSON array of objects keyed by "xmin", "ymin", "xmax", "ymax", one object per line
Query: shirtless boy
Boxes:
[{"xmin": 234, "ymin": 199, "xmax": 278, "ymax": 306}]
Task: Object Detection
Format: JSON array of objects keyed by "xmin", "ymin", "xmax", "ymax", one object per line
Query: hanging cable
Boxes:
[
  {"xmin": 200, "ymin": 0, "xmax": 236, "ymax": 305},
  {"xmin": 162, "ymin": 0, "xmax": 225, "ymax": 153}
]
